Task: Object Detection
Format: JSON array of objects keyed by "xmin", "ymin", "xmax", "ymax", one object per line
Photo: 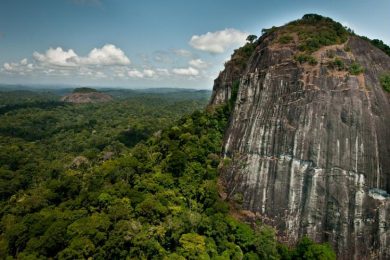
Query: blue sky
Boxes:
[{"xmin": 0, "ymin": 0, "xmax": 389, "ymax": 89}]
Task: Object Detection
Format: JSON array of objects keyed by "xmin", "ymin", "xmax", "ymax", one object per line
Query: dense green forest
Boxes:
[
  {"xmin": 0, "ymin": 89, "xmax": 208, "ymax": 202},
  {"xmin": 0, "ymin": 88, "xmax": 335, "ymax": 259}
]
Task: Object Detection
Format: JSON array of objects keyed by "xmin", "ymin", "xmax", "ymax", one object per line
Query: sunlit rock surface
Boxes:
[{"xmin": 212, "ymin": 32, "xmax": 390, "ymax": 259}]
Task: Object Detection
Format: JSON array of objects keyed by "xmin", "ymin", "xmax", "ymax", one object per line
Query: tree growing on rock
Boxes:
[{"xmin": 246, "ymin": 35, "xmax": 258, "ymax": 43}]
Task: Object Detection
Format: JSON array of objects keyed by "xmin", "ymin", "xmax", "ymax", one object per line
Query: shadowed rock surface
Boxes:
[{"xmin": 211, "ymin": 15, "xmax": 390, "ymax": 259}]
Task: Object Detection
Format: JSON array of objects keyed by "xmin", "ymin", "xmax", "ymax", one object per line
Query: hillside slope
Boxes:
[{"xmin": 61, "ymin": 88, "xmax": 113, "ymax": 103}]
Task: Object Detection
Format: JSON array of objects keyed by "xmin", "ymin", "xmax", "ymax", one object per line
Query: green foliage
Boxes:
[
  {"xmin": 0, "ymin": 93, "xmax": 207, "ymax": 201},
  {"xmin": 58, "ymin": 237, "xmax": 96, "ymax": 259},
  {"xmin": 295, "ymin": 54, "xmax": 318, "ymax": 65},
  {"xmin": 370, "ymin": 39, "xmax": 390, "ymax": 56},
  {"xmin": 286, "ymin": 14, "xmax": 349, "ymax": 53},
  {"xmin": 72, "ymin": 87, "xmax": 98, "ymax": 93},
  {"xmin": 293, "ymin": 237, "xmax": 336, "ymax": 260},
  {"xmin": 261, "ymin": 26, "xmax": 277, "ymax": 35},
  {"xmin": 380, "ymin": 73, "xmax": 390, "ymax": 92},
  {"xmin": 349, "ymin": 62, "xmax": 364, "ymax": 75},
  {"xmin": 229, "ymin": 42, "xmax": 256, "ymax": 71},
  {"xmin": 279, "ymin": 34, "xmax": 293, "ymax": 44},
  {"xmin": 0, "ymin": 96, "xmax": 232, "ymax": 258},
  {"xmin": 360, "ymin": 37, "xmax": 390, "ymax": 57},
  {"xmin": 0, "ymin": 89, "xmax": 336, "ymax": 258},
  {"xmin": 167, "ymin": 149, "xmax": 188, "ymax": 177},
  {"xmin": 178, "ymin": 233, "xmax": 207, "ymax": 258},
  {"xmin": 246, "ymin": 35, "xmax": 258, "ymax": 43},
  {"xmin": 229, "ymin": 80, "xmax": 240, "ymax": 110},
  {"xmin": 264, "ymin": 14, "xmax": 350, "ymax": 69},
  {"xmin": 0, "ymin": 100, "xmax": 64, "ymax": 116},
  {"xmin": 329, "ymin": 57, "xmax": 345, "ymax": 70},
  {"xmin": 117, "ymin": 123, "xmax": 151, "ymax": 147},
  {"xmin": 328, "ymin": 58, "xmax": 364, "ymax": 76},
  {"xmin": 0, "ymin": 90, "xmax": 58, "ymax": 107},
  {"xmin": 233, "ymin": 192, "xmax": 244, "ymax": 204}
]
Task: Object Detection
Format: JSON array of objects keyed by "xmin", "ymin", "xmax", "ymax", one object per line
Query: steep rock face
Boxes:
[
  {"xmin": 213, "ymin": 28, "xmax": 390, "ymax": 258},
  {"xmin": 210, "ymin": 43, "xmax": 255, "ymax": 105}
]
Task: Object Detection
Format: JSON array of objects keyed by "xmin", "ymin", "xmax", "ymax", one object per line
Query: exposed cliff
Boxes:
[
  {"xmin": 210, "ymin": 42, "xmax": 256, "ymax": 105},
  {"xmin": 61, "ymin": 88, "xmax": 113, "ymax": 103},
  {"xmin": 212, "ymin": 14, "xmax": 390, "ymax": 259}
]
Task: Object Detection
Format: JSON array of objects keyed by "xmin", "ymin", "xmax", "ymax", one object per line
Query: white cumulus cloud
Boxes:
[
  {"xmin": 33, "ymin": 44, "xmax": 130, "ymax": 67},
  {"xmin": 33, "ymin": 47, "xmax": 79, "ymax": 67},
  {"xmin": 3, "ymin": 63, "xmax": 13, "ymax": 71},
  {"xmin": 95, "ymin": 71, "xmax": 107, "ymax": 78},
  {"xmin": 172, "ymin": 67, "xmax": 199, "ymax": 76},
  {"xmin": 2, "ymin": 59, "xmax": 34, "ymax": 74},
  {"xmin": 20, "ymin": 58, "xmax": 28, "ymax": 65},
  {"xmin": 156, "ymin": 68, "xmax": 170, "ymax": 76},
  {"xmin": 142, "ymin": 69, "xmax": 155, "ymax": 77},
  {"xmin": 81, "ymin": 44, "xmax": 130, "ymax": 66},
  {"xmin": 173, "ymin": 49, "xmax": 192, "ymax": 57},
  {"xmin": 127, "ymin": 69, "xmax": 157, "ymax": 78},
  {"xmin": 128, "ymin": 69, "xmax": 144, "ymax": 78},
  {"xmin": 189, "ymin": 28, "xmax": 248, "ymax": 54},
  {"xmin": 189, "ymin": 58, "xmax": 208, "ymax": 69}
]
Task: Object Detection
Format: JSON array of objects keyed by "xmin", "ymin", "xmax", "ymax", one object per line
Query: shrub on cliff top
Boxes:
[
  {"xmin": 371, "ymin": 39, "xmax": 390, "ymax": 57},
  {"xmin": 246, "ymin": 35, "xmax": 258, "ymax": 43},
  {"xmin": 287, "ymin": 14, "xmax": 349, "ymax": 53},
  {"xmin": 360, "ymin": 37, "xmax": 390, "ymax": 57},
  {"xmin": 262, "ymin": 14, "xmax": 349, "ymax": 54}
]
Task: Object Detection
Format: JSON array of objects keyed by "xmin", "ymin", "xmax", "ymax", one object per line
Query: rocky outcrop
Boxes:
[
  {"xmin": 212, "ymin": 18, "xmax": 390, "ymax": 259},
  {"xmin": 210, "ymin": 43, "xmax": 256, "ymax": 105},
  {"xmin": 61, "ymin": 92, "xmax": 113, "ymax": 104}
]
